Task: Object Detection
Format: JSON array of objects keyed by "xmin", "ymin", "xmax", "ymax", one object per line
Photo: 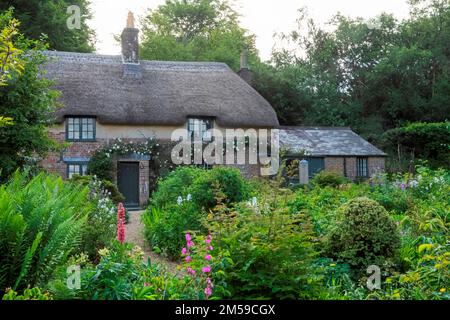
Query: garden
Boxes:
[{"xmin": 1, "ymin": 164, "xmax": 448, "ymax": 300}]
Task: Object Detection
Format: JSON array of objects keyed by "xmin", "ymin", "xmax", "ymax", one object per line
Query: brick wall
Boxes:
[
  {"xmin": 323, "ymin": 156, "xmax": 386, "ymax": 181},
  {"xmin": 324, "ymin": 157, "xmax": 344, "ymax": 175},
  {"xmin": 42, "ymin": 130, "xmax": 104, "ymax": 179},
  {"xmin": 42, "ymin": 129, "xmax": 151, "ymax": 207},
  {"xmin": 368, "ymin": 157, "xmax": 386, "ymax": 177}
]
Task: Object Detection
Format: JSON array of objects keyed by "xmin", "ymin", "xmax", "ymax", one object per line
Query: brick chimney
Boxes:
[
  {"xmin": 121, "ymin": 11, "xmax": 139, "ymax": 64},
  {"xmin": 237, "ymin": 49, "xmax": 252, "ymax": 85}
]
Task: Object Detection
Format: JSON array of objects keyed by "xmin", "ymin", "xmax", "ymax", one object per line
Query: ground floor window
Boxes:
[
  {"xmin": 67, "ymin": 163, "xmax": 88, "ymax": 179},
  {"xmin": 357, "ymin": 157, "xmax": 369, "ymax": 178}
]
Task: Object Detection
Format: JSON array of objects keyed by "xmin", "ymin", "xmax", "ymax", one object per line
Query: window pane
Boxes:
[{"xmin": 67, "ymin": 117, "xmax": 95, "ymax": 140}]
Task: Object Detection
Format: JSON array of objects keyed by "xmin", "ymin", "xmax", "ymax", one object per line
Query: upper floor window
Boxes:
[
  {"xmin": 66, "ymin": 117, "xmax": 96, "ymax": 141},
  {"xmin": 357, "ymin": 157, "xmax": 369, "ymax": 178},
  {"xmin": 187, "ymin": 117, "xmax": 213, "ymax": 141}
]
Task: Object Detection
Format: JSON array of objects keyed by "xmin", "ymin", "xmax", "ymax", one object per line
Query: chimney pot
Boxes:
[
  {"xmin": 240, "ymin": 49, "xmax": 249, "ymax": 69},
  {"xmin": 238, "ymin": 49, "xmax": 252, "ymax": 85},
  {"xmin": 121, "ymin": 11, "xmax": 139, "ymax": 64},
  {"xmin": 127, "ymin": 11, "xmax": 135, "ymax": 28}
]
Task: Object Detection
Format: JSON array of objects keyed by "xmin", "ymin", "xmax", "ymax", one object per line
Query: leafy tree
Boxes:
[
  {"xmin": 140, "ymin": 0, "xmax": 257, "ymax": 70},
  {"xmin": 0, "ymin": 12, "xmax": 59, "ymax": 181},
  {"xmin": 0, "ymin": 9, "xmax": 24, "ymax": 127},
  {"xmin": 381, "ymin": 122, "xmax": 450, "ymax": 169},
  {"xmin": 0, "ymin": 1, "xmax": 95, "ymax": 52}
]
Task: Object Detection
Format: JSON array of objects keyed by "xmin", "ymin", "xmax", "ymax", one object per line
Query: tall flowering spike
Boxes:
[
  {"xmin": 204, "ymin": 286, "xmax": 212, "ymax": 299},
  {"xmin": 117, "ymin": 203, "xmax": 126, "ymax": 244}
]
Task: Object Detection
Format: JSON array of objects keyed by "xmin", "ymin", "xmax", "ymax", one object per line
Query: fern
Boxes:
[
  {"xmin": 0, "ymin": 171, "xmax": 90, "ymax": 292},
  {"xmin": 14, "ymin": 232, "xmax": 42, "ymax": 290}
]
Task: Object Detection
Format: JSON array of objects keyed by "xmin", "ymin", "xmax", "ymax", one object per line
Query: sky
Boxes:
[{"xmin": 89, "ymin": 0, "xmax": 411, "ymax": 61}]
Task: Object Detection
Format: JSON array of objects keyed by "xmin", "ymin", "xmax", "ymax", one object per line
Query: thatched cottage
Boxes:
[{"xmin": 41, "ymin": 13, "xmax": 386, "ymax": 208}]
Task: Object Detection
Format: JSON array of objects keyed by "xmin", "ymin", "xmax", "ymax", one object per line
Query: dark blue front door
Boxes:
[{"xmin": 118, "ymin": 162, "xmax": 139, "ymax": 208}]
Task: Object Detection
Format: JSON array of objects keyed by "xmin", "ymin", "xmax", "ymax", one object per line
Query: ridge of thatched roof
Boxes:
[
  {"xmin": 279, "ymin": 126, "xmax": 387, "ymax": 157},
  {"xmin": 42, "ymin": 51, "xmax": 279, "ymax": 128}
]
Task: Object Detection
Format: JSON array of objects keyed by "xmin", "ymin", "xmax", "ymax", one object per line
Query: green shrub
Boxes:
[
  {"xmin": 312, "ymin": 171, "xmax": 347, "ymax": 188},
  {"xmin": 151, "ymin": 166, "xmax": 251, "ymax": 211},
  {"xmin": 69, "ymin": 175, "xmax": 125, "ymax": 205},
  {"xmin": 0, "ymin": 171, "xmax": 90, "ymax": 292},
  {"xmin": 101, "ymin": 180, "xmax": 125, "ymax": 204},
  {"xmin": 207, "ymin": 203, "xmax": 322, "ymax": 299},
  {"xmin": 69, "ymin": 176, "xmax": 117, "ymax": 260},
  {"xmin": 151, "ymin": 166, "xmax": 203, "ymax": 209},
  {"xmin": 86, "ymin": 151, "xmax": 113, "ymax": 181},
  {"xmin": 2, "ymin": 287, "xmax": 51, "ymax": 300},
  {"xmin": 381, "ymin": 122, "xmax": 450, "ymax": 169},
  {"xmin": 144, "ymin": 166, "xmax": 252, "ymax": 260},
  {"xmin": 190, "ymin": 166, "xmax": 251, "ymax": 209},
  {"xmin": 325, "ymin": 197, "xmax": 401, "ymax": 271},
  {"xmin": 143, "ymin": 203, "xmax": 204, "ymax": 259}
]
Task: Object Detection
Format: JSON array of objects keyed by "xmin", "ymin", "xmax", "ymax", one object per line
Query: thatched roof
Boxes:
[
  {"xmin": 279, "ymin": 126, "xmax": 387, "ymax": 157},
  {"xmin": 42, "ymin": 51, "xmax": 279, "ymax": 128}
]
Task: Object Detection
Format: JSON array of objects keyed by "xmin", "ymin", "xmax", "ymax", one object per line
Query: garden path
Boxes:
[{"xmin": 125, "ymin": 210, "xmax": 180, "ymax": 275}]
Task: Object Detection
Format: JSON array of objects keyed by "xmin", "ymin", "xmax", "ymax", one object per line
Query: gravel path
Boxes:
[{"xmin": 125, "ymin": 210, "xmax": 180, "ymax": 275}]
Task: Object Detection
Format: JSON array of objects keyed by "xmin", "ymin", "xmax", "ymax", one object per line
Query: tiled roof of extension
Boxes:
[{"xmin": 279, "ymin": 126, "xmax": 387, "ymax": 157}]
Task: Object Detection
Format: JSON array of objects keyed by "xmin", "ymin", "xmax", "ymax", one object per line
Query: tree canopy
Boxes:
[
  {"xmin": 140, "ymin": 0, "xmax": 257, "ymax": 71},
  {"xmin": 255, "ymin": 0, "xmax": 450, "ymax": 141},
  {"xmin": 0, "ymin": 0, "xmax": 95, "ymax": 52},
  {"xmin": 0, "ymin": 10, "xmax": 59, "ymax": 181}
]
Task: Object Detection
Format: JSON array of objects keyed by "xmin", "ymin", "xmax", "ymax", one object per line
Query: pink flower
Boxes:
[
  {"xmin": 144, "ymin": 282, "xmax": 151, "ymax": 287},
  {"xmin": 116, "ymin": 203, "xmax": 126, "ymax": 244},
  {"xmin": 202, "ymin": 265, "xmax": 211, "ymax": 273},
  {"xmin": 206, "ymin": 278, "xmax": 214, "ymax": 287},
  {"xmin": 205, "ymin": 254, "xmax": 212, "ymax": 261},
  {"xmin": 185, "ymin": 256, "xmax": 192, "ymax": 263},
  {"xmin": 205, "ymin": 238, "xmax": 212, "ymax": 244},
  {"xmin": 185, "ymin": 233, "xmax": 191, "ymax": 242},
  {"xmin": 187, "ymin": 267, "xmax": 196, "ymax": 276},
  {"xmin": 208, "ymin": 246, "xmax": 214, "ymax": 251},
  {"xmin": 187, "ymin": 241, "xmax": 194, "ymax": 248},
  {"xmin": 204, "ymin": 286, "xmax": 213, "ymax": 298},
  {"xmin": 181, "ymin": 247, "xmax": 187, "ymax": 255}
]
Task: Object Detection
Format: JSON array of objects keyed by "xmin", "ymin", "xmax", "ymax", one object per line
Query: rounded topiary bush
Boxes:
[{"xmin": 325, "ymin": 197, "xmax": 400, "ymax": 270}]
